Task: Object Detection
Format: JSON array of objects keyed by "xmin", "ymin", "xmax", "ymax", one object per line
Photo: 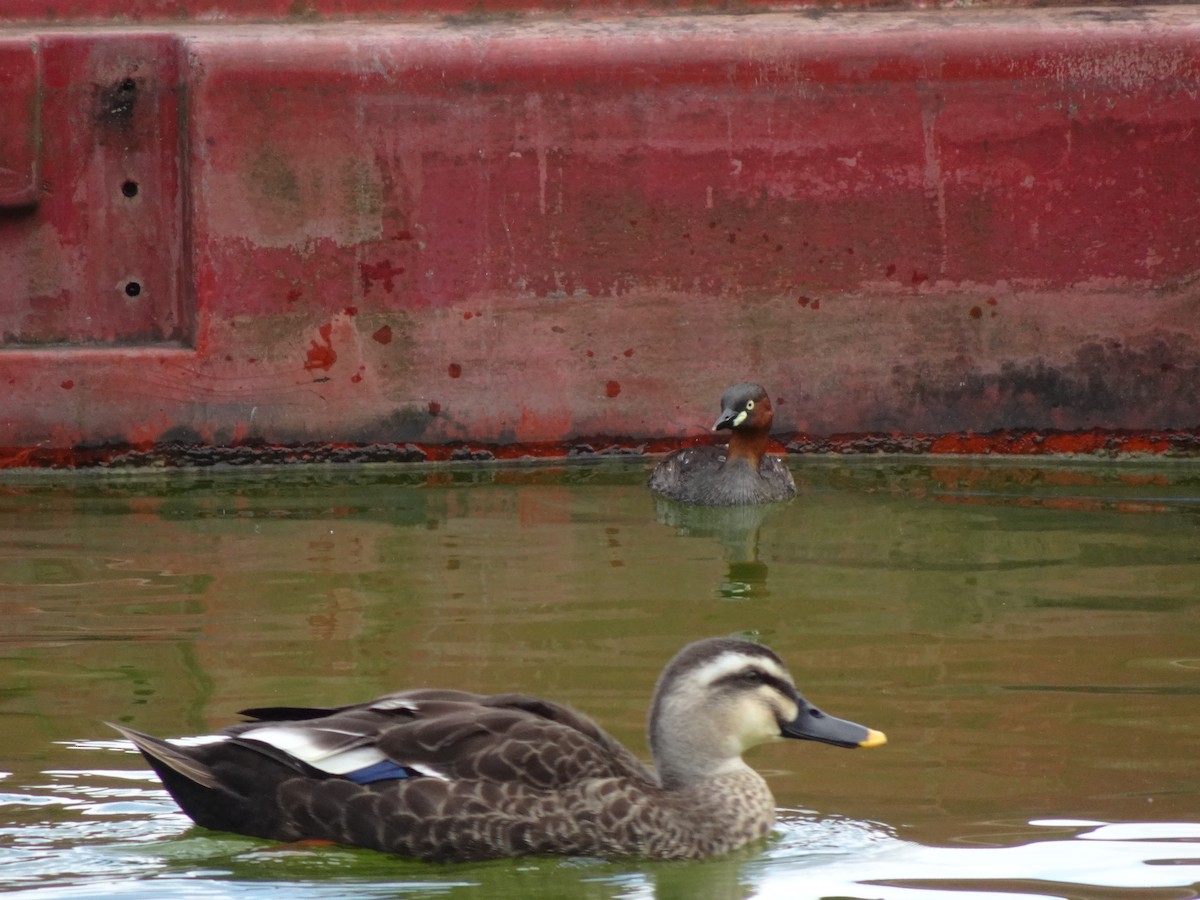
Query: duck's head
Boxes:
[
  {"xmin": 647, "ymin": 638, "xmax": 886, "ymax": 789},
  {"xmin": 713, "ymin": 383, "xmax": 775, "ymax": 434}
]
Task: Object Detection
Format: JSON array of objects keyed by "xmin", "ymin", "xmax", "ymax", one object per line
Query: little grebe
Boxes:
[{"xmin": 648, "ymin": 383, "xmax": 796, "ymax": 505}]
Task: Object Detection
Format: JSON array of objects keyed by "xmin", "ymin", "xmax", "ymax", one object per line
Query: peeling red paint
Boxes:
[
  {"xmin": 2, "ymin": 10, "xmax": 1200, "ymax": 467},
  {"xmin": 60, "ymin": 379, "xmax": 74, "ymax": 390},
  {"xmin": 428, "ymin": 401, "xmax": 441, "ymax": 416},
  {"xmin": 304, "ymin": 323, "xmax": 337, "ymax": 372},
  {"xmin": 2, "ymin": 427, "xmax": 1198, "ymax": 471},
  {"xmin": 359, "ymin": 260, "xmax": 405, "ymax": 294},
  {"xmin": 923, "ymin": 431, "xmax": 1178, "ymax": 456},
  {"xmin": 4, "ymin": 1, "xmax": 1179, "ymax": 22}
]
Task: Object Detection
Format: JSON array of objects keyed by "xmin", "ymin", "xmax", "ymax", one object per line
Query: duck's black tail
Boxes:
[
  {"xmin": 108, "ymin": 723, "xmax": 287, "ymax": 840},
  {"xmin": 110, "ymin": 724, "xmax": 220, "ymax": 787}
]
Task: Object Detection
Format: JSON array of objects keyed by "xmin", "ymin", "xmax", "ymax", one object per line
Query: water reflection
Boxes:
[
  {"xmin": 652, "ymin": 499, "xmax": 779, "ymax": 600},
  {"xmin": 756, "ymin": 816, "xmax": 1200, "ymax": 898},
  {"xmin": 8, "ymin": 760, "xmax": 1200, "ymax": 900},
  {"xmin": 1, "ymin": 459, "xmax": 1200, "ymax": 898}
]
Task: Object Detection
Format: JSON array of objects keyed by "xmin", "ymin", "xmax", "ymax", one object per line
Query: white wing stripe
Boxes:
[
  {"xmin": 410, "ymin": 764, "xmax": 449, "ymax": 781},
  {"xmin": 314, "ymin": 747, "xmax": 389, "ymax": 775}
]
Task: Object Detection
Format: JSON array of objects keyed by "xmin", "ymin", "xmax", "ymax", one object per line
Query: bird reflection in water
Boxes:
[{"xmin": 653, "ymin": 498, "xmax": 782, "ymax": 600}]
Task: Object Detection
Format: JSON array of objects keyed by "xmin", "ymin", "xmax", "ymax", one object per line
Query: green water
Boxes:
[{"xmin": 1, "ymin": 458, "xmax": 1199, "ymax": 899}]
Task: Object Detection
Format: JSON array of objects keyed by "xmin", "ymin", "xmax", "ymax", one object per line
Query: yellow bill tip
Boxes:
[{"xmin": 858, "ymin": 728, "xmax": 888, "ymax": 749}]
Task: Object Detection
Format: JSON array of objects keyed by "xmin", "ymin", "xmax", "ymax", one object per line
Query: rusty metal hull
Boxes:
[{"xmin": 2, "ymin": 10, "xmax": 1200, "ymax": 466}]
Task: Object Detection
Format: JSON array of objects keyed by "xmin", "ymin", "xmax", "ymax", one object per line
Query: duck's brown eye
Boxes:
[{"xmin": 741, "ymin": 668, "xmax": 764, "ymax": 684}]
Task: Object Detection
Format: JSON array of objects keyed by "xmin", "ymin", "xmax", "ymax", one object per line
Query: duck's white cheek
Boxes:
[{"xmin": 733, "ymin": 703, "xmax": 781, "ymax": 752}]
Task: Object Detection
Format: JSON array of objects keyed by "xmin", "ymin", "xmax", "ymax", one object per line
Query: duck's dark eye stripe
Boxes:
[
  {"xmin": 714, "ymin": 669, "xmax": 793, "ymax": 699},
  {"xmin": 758, "ymin": 673, "xmax": 795, "ymax": 698}
]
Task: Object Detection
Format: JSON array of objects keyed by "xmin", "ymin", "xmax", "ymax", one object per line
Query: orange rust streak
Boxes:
[{"xmin": 0, "ymin": 428, "xmax": 1198, "ymax": 470}]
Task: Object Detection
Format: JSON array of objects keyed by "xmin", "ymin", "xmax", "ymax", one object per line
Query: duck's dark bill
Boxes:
[{"xmin": 781, "ymin": 704, "xmax": 887, "ymax": 749}]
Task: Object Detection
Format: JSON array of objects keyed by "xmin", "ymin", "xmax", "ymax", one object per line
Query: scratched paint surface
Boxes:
[
  {"xmin": 1, "ymin": 458, "xmax": 1199, "ymax": 897},
  {"xmin": 1, "ymin": 11, "xmax": 1199, "ymax": 464},
  {"xmin": 0, "ymin": 0, "xmax": 1147, "ymax": 22}
]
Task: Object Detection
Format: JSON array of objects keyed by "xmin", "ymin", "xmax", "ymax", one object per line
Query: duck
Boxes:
[
  {"xmin": 110, "ymin": 637, "xmax": 884, "ymax": 861},
  {"xmin": 648, "ymin": 383, "xmax": 797, "ymax": 505}
]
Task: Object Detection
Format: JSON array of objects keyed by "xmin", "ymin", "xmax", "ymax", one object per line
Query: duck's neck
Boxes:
[
  {"xmin": 650, "ymin": 710, "xmax": 746, "ymax": 791},
  {"xmin": 726, "ymin": 427, "xmax": 769, "ymax": 469}
]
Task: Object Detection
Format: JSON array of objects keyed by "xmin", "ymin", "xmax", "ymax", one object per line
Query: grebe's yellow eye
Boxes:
[{"xmin": 745, "ymin": 400, "xmax": 755, "ymax": 411}]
